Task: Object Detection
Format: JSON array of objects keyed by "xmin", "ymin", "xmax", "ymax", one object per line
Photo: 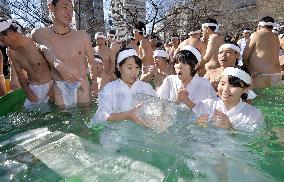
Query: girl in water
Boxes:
[
  {"xmin": 157, "ymin": 46, "xmax": 216, "ymax": 105},
  {"xmin": 180, "ymin": 66, "xmax": 264, "ymax": 131},
  {"xmin": 89, "ymin": 48, "xmax": 156, "ymax": 127}
]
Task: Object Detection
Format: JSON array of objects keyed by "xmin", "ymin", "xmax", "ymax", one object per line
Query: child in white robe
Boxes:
[
  {"xmin": 89, "ymin": 48, "xmax": 156, "ymax": 127},
  {"xmin": 183, "ymin": 66, "xmax": 264, "ymax": 132},
  {"xmin": 157, "ymin": 46, "xmax": 216, "ymax": 105}
]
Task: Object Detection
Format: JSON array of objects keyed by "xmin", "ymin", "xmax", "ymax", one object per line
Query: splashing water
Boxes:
[{"xmin": 0, "ymin": 86, "xmax": 283, "ymax": 181}]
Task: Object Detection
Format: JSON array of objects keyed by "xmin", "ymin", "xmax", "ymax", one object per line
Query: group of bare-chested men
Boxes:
[{"xmin": 0, "ymin": 0, "xmax": 283, "ymax": 108}]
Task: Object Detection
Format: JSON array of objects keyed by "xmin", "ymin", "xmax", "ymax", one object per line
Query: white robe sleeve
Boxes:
[
  {"xmin": 188, "ymin": 77, "xmax": 216, "ymax": 104},
  {"xmin": 142, "ymin": 82, "xmax": 157, "ymax": 97},
  {"xmin": 89, "ymin": 85, "xmax": 113, "ymax": 126},
  {"xmin": 157, "ymin": 76, "xmax": 171, "ymax": 99},
  {"xmin": 192, "ymin": 99, "xmax": 215, "ymax": 116},
  {"xmin": 199, "ymin": 79, "xmax": 217, "ymax": 100},
  {"xmin": 229, "ymin": 106, "xmax": 264, "ymax": 132}
]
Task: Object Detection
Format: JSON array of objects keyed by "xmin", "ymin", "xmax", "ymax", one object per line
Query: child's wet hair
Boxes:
[
  {"xmin": 174, "ymin": 50, "xmax": 198, "ymax": 76},
  {"xmin": 226, "ymin": 66, "xmax": 251, "ymax": 101},
  {"xmin": 114, "ymin": 47, "xmax": 142, "ymax": 78}
]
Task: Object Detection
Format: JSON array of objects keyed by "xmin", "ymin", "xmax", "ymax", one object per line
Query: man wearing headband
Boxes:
[
  {"xmin": 107, "ymin": 30, "xmax": 121, "ymax": 56},
  {"xmin": 175, "ymin": 28, "xmax": 206, "ymax": 75},
  {"xmin": 237, "ymin": 28, "xmax": 252, "ymax": 61},
  {"xmin": 0, "ymin": 19, "xmax": 53, "ymax": 109},
  {"xmin": 133, "ymin": 21, "xmax": 154, "ymax": 73},
  {"xmin": 201, "ymin": 18, "xmax": 224, "ymax": 72},
  {"xmin": 94, "ymin": 31, "xmax": 116, "ymax": 81},
  {"xmin": 94, "ymin": 55, "xmax": 109, "ymax": 92},
  {"xmin": 32, "ymin": 0, "xmax": 98, "ymax": 107},
  {"xmin": 243, "ymin": 16, "xmax": 281, "ymax": 88},
  {"xmin": 205, "ymin": 43, "xmax": 240, "ymax": 91},
  {"xmin": 168, "ymin": 34, "xmax": 180, "ymax": 62},
  {"xmin": 141, "ymin": 49, "xmax": 174, "ymax": 89},
  {"xmin": 126, "ymin": 34, "xmax": 139, "ymax": 53}
]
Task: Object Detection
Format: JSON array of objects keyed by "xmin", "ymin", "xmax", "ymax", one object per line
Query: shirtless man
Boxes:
[
  {"xmin": 107, "ymin": 30, "xmax": 121, "ymax": 56},
  {"xmin": 205, "ymin": 43, "xmax": 240, "ymax": 91},
  {"xmin": 175, "ymin": 28, "xmax": 206, "ymax": 76},
  {"xmin": 32, "ymin": 0, "xmax": 97, "ymax": 107},
  {"xmin": 201, "ymin": 18, "xmax": 224, "ymax": 72},
  {"xmin": 94, "ymin": 32, "xmax": 116, "ymax": 80},
  {"xmin": 126, "ymin": 35, "xmax": 139, "ymax": 53},
  {"xmin": 0, "ymin": 19, "xmax": 52, "ymax": 108},
  {"xmin": 133, "ymin": 21, "xmax": 153, "ymax": 73},
  {"xmin": 149, "ymin": 35, "xmax": 158, "ymax": 50},
  {"xmin": 243, "ymin": 16, "xmax": 281, "ymax": 88},
  {"xmin": 0, "ymin": 50, "xmax": 5, "ymax": 96},
  {"xmin": 8, "ymin": 51, "xmax": 22, "ymax": 91},
  {"xmin": 141, "ymin": 49, "xmax": 175, "ymax": 89},
  {"xmin": 164, "ymin": 41, "xmax": 172, "ymax": 53},
  {"xmin": 169, "ymin": 35, "xmax": 179, "ymax": 62}
]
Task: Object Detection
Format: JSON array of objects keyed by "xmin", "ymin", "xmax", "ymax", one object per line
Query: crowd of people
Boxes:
[{"xmin": 0, "ymin": 0, "xmax": 283, "ymax": 131}]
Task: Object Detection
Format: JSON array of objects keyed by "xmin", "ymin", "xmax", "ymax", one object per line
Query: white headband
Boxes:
[
  {"xmin": 258, "ymin": 22, "xmax": 277, "ymax": 27},
  {"xmin": 188, "ymin": 30, "xmax": 201, "ymax": 36},
  {"xmin": 133, "ymin": 28, "xmax": 146, "ymax": 37},
  {"xmin": 222, "ymin": 67, "xmax": 251, "ymax": 84},
  {"xmin": 153, "ymin": 50, "xmax": 169, "ymax": 59},
  {"xmin": 95, "ymin": 32, "xmax": 106, "ymax": 40},
  {"xmin": 180, "ymin": 45, "xmax": 202, "ymax": 63},
  {"xmin": 243, "ymin": 30, "xmax": 252, "ymax": 33},
  {"xmin": 95, "ymin": 58, "xmax": 103, "ymax": 64},
  {"xmin": 202, "ymin": 23, "xmax": 220, "ymax": 32},
  {"xmin": 219, "ymin": 44, "xmax": 240, "ymax": 53},
  {"xmin": 117, "ymin": 49, "xmax": 138, "ymax": 66}
]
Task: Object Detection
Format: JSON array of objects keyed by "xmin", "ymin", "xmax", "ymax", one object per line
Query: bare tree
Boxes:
[
  {"xmin": 109, "ymin": 0, "xmax": 239, "ymax": 39},
  {"xmin": 1, "ymin": 0, "xmax": 52, "ymax": 29},
  {"xmin": 74, "ymin": 0, "xmax": 104, "ymax": 41},
  {"xmin": 109, "ymin": 0, "xmax": 186, "ymax": 38},
  {"xmin": 0, "ymin": 0, "xmax": 105, "ymax": 40}
]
